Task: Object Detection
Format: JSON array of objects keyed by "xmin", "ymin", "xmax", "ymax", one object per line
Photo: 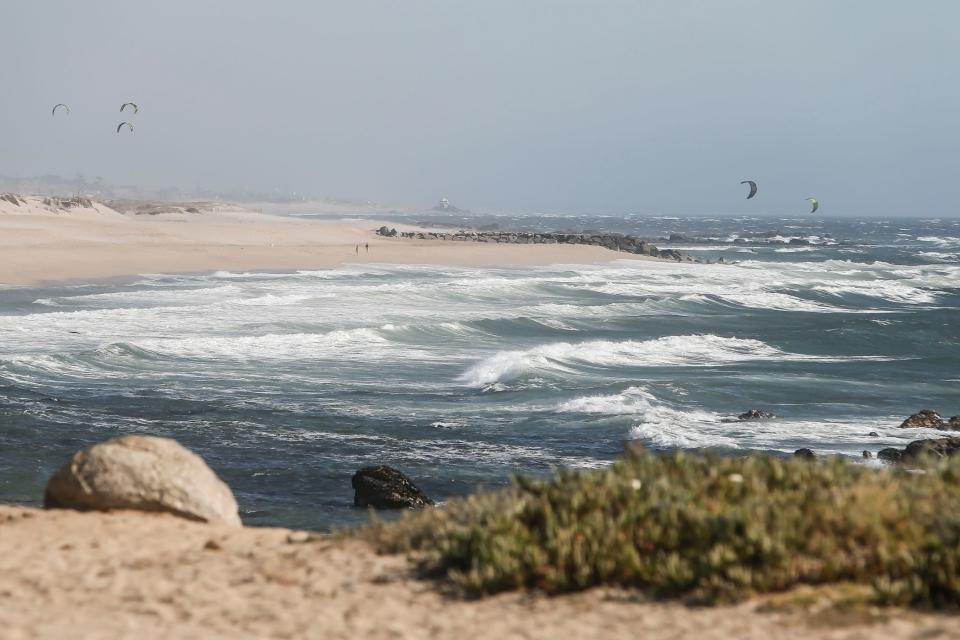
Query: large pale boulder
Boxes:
[{"xmin": 44, "ymin": 435, "xmax": 241, "ymax": 527}]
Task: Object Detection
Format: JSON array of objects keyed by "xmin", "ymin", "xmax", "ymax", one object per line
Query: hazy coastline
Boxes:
[{"xmin": 0, "ymin": 195, "xmax": 651, "ymax": 286}]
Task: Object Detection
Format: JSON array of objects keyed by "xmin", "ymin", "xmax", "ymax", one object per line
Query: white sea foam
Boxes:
[
  {"xmin": 628, "ymin": 415, "xmax": 941, "ymax": 455},
  {"xmin": 230, "ymin": 294, "xmax": 315, "ymax": 306},
  {"xmin": 457, "ymin": 334, "xmax": 861, "ymax": 388},
  {"xmin": 556, "ymin": 385, "xmax": 660, "ymax": 414},
  {"xmin": 136, "ymin": 328, "xmax": 393, "ymax": 361},
  {"xmin": 917, "ymin": 236, "xmax": 960, "ymax": 248},
  {"xmin": 717, "ymin": 291, "xmax": 843, "ymax": 312},
  {"xmin": 918, "ymin": 251, "xmax": 959, "ymax": 263}
]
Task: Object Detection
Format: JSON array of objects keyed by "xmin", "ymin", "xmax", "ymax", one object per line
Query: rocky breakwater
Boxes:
[{"xmin": 376, "ymin": 226, "xmax": 695, "ymax": 262}]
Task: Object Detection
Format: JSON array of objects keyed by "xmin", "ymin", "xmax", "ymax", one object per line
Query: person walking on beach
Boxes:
[
  {"xmin": 355, "ymin": 244, "xmax": 359, "ymax": 254},
  {"xmin": 365, "ymin": 243, "xmax": 369, "ymax": 253}
]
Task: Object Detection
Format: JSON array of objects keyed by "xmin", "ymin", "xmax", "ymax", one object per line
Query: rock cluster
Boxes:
[
  {"xmin": 738, "ymin": 409, "xmax": 776, "ymax": 421},
  {"xmin": 878, "ymin": 437, "xmax": 960, "ymax": 464},
  {"xmin": 44, "ymin": 435, "xmax": 241, "ymax": 526},
  {"xmin": 898, "ymin": 409, "xmax": 960, "ymax": 430},
  {"xmin": 1, "ymin": 193, "xmax": 26, "ymax": 207},
  {"xmin": 351, "ymin": 465, "xmax": 434, "ymax": 509},
  {"xmin": 877, "ymin": 448, "xmax": 903, "ymax": 462},
  {"xmin": 376, "ymin": 227, "xmax": 696, "ymax": 261},
  {"xmin": 900, "ymin": 437, "xmax": 960, "ymax": 461}
]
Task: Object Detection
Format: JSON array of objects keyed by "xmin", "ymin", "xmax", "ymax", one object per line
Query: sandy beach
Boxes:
[
  {"xmin": 1, "ymin": 505, "xmax": 954, "ymax": 640},
  {"xmin": 0, "ymin": 196, "xmax": 636, "ymax": 286}
]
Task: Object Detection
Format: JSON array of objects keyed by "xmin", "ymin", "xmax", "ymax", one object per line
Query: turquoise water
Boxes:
[{"xmin": 1, "ymin": 216, "xmax": 958, "ymax": 530}]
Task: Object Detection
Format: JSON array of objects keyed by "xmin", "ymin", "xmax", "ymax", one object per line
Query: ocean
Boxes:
[{"xmin": 1, "ymin": 214, "xmax": 958, "ymax": 530}]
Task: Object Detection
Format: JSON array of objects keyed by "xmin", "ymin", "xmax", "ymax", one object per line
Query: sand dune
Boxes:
[
  {"xmin": 2, "ymin": 505, "xmax": 954, "ymax": 639},
  {"xmin": 0, "ymin": 196, "xmax": 635, "ymax": 285}
]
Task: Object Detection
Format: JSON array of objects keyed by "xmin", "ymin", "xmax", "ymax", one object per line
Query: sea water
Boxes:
[{"xmin": 1, "ymin": 215, "xmax": 958, "ymax": 530}]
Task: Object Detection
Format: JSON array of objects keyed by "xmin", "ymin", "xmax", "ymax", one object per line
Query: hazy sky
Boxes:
[{"xmin": 4, "ymin": 1, "xmax": 959, "ymax": 216}]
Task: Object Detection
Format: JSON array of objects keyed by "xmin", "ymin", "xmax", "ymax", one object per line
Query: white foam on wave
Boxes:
[
  {"xmin": 457, "ymin": 334, "xmax": 853, "ymax": 388},
  {"xmin": 379, "ymin": 321, "xmax": 488, "ymax": 339},
  {"xmin": 659, "ymin": 245, "xmax": 731, "ymax": 251},
  {"xmin": 136, "ymin": 328, "xmax": 394, "ymax": 361},
  {"xmin": 774, "ymin": 246, "xmax": 819, "ymax": 253},
  {"xmin": 554, "ymin": 386, "xmax": 737, "ymax": 448},
  {"xmin": 34, "ymin": 284, "xmax": 245, "ymax": 308},
  {"xmin": 555, "ymin": 388, "xmax": 929, "ymax": 454},
  {"xmin": 718, "ymin": 291, "xmax": 843, "ymax": 312},
  {"xmin": 629, "ymin": 415, "xmax": 942, "ymax": 455},
  {"xmin": 230, "ymin": 294, "xmax": 315, "ymax": 306},
  {"xmin": 812, "ymin": 281, "xmax": 939, "ymax": 304},
  {"xmin": 556, "ymin": 385, "xmax": 660, "ymax": 414},
  {"xmin": 210, "ymin": 270, "xmax": 293, "ymax": 279},
  {"xmin": 918, "ymin": 251, "xmax": 959, "ymax": 263},
  {"xmin": 917, "ymin": 236, "xmax": 960, "ymax": 248}
]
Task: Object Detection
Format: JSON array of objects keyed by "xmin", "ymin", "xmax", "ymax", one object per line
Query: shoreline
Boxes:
[{"xmin": 0, "ymin": 195, "xmax": 657, "ymax": 287}]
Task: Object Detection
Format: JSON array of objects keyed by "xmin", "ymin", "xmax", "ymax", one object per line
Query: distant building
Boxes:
[{"xmin": 432, "ymin": 197, "xmax": 467, "ymax": 213}]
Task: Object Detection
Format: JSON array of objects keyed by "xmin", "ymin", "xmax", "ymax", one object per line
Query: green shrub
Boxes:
[{"xmin": 360, "ymin": 448, "xmax": 960, "ymax": 607}]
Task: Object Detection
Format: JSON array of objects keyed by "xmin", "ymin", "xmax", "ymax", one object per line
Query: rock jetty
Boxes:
[{"xmin": 376, "ymin": 226, "xmax": 695, "ymax": 261}]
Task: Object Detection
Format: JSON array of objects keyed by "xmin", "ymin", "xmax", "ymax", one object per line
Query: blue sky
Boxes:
[{"xmin": 4, "ymin": 1, "xmax": 958, "ymax": 216}]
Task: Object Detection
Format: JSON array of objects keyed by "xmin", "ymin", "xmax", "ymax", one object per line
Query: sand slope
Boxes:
[
  {"xmin": 0, "ymin": 196, "xmax": 636, "ymax": 285},
  {"xmin": 1, "ymin": 506, "xmax": 956, "ymax": 639}
]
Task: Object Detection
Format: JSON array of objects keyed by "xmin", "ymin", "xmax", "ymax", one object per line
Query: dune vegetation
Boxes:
[{"xmin": 363, "ymin": 447, "xmax": 960, "ymax": 608}]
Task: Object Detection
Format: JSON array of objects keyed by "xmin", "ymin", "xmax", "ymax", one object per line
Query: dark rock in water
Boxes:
[
  {"xmin": 862, "ymin": 450, "xmax": 872, "ymax": 459},
  {"xmin": 788, "ymin": 238, "xmax": 811, "ymax": 246},
  {"xmin": 901, "ymin": 436, "xmax": 960, "ymax": 462},
  {"xmin": 657, "ymin": 249, "xmax": 684, "ymax": 261},
  {"xmin": 793, "ymin": 448, "xmax": 815, "ymax": 460},
  {"xmin": 899, "ymin": 409, "xmax": 944, "ymax": 429},
  {"xmin": 877, "ymin": 448, "xmax": 903, "ymax": 463},
  {"xmin": 868, "ymin": 432, "xmax": 879, "ymax": 437},
  {"xmin": 949, "ymin": 416, "xmax": 960, "ymax": 430},
  {"xmin": 352, "ymin": 465, "xmax": 434, "ymax": 509},
  {"xmin": 738, "ymin": 409, "xmax": 776, "ymax": 421}
]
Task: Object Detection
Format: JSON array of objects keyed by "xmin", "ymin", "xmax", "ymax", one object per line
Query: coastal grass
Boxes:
[{"xmin": 362, "ymin": 447, "xmax": 960, "ymax": 607}]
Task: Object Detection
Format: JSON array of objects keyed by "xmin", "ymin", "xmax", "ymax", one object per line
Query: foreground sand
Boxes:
[
  {"xmin": 0, "ymin": 197, "xmax": 637, "ymax": 285},
  {"xmin": 1, "ymin": 506, "xmax": 956, "ymax": 639}
]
